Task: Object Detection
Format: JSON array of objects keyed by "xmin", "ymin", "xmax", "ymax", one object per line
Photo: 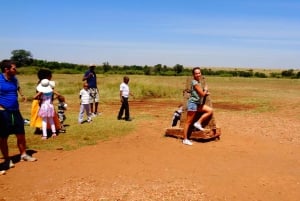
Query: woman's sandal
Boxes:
[
  {"xmin": 41, "ymin": 136, "xmax": 47, "ymax": 140},
  {"xmin": 52, "ymin": 133, "xmax": 57, "ymax": 138}
]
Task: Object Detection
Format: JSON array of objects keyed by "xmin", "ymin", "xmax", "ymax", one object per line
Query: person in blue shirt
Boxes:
[
  {"xmin": 0, "ymin": 60, "xmax": 37, "ymax": 172},
  {"xmin": 82, "ymin": 64, "xmax": 100, "ymax": 116}
]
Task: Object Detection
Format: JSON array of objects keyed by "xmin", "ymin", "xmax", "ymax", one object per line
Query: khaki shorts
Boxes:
[{"xmin": 88, "ymin": 88, "xmax": 99, "ymax": 103}]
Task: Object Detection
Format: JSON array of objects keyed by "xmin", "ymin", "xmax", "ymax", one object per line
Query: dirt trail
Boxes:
[{"xmin": 1, "ymin": 102, "xmax": 300, "ymax": 201}]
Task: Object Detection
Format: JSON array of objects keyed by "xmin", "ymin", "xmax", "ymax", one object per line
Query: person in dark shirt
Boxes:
[{"xmin": 82, "ymin": 64, "xmax": 100, "ymax": 116}]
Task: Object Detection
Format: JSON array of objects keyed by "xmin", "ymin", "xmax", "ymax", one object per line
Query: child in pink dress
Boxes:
[{"xmin": 34, "ymin": 79, "xmax": 59, "ymax": 139}]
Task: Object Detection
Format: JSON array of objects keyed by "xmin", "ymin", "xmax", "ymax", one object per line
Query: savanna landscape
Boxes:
[{"xmin": 1, "ymin": 74, "xmax": 300, "ymax": 201}]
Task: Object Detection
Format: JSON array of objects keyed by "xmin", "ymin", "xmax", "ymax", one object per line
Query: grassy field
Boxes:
[{"xmin": 7, "ymin": 74, "xmax": 300, "ymax": 152}]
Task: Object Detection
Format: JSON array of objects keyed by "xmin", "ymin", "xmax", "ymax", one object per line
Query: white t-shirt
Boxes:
[
  {"xmin": 79, "ymin": 89, "xmax": 90, "ymax": 104},
  {"xmin": 120, "ymin": 82, "xmax": 129, "ymax": 98}
]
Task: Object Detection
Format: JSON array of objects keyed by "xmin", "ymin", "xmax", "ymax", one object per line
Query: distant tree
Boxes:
[
  {"xmin": 173, "ymin": 64, "xmax": 183, "ymax": 74},
  {"xmin": 143, "ymin": 65, "xmax": 151, "ymax": 75},
  {"xmin": 103, "ymin": 61, "xmax": 111, "ymax": 73},
  {"xmin": 10, "ymin": 49, "xmax": 33, "ymax": 67},
  {"xmin": 154, "ymin": 64, "xmax": 162, "ymax": 74},
  {"xmin": 254, "ymin": 72, "xmax": 267, "ymax": 78},
  {"xmin": 112, "ymin": 65, "xmax": 120, "ymax": 71},
  {"xmin": 281, "ymin": 69, "xmax": 294, "ymax": 77},
  {"xmin": 270, "ymin": 72, "xmax": 281, "ymax": 78},
  {"xmin": 162, "ymin": 65, "xmax": 168, "ymax": 72},
  {"xmin": 32, "ymin": 59, "xmax": 47, "ymax": 67}
]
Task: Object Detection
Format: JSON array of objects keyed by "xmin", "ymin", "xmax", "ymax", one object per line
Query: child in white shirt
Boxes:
[{"xmin": 78, "ymin": 83, "xmax": 92, "ymax": 124}]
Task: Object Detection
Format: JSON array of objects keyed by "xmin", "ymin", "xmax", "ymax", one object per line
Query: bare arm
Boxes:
[
  {"xmin": 53, "ymin": 90, "xmax": 61, "ymax": 97},
  {"xmin": 82, "ymin": 72, "xmax": 93, "ymax": 81},
  {"xmin": 33, "ymin": 92, "xmax": 42, "ymax": 99},
  {"xmin": 17, "ymin": 86, "xmax": 27, "ymax": 102},
  {"xmin": 120, "ymin": 91, "xmax": 123, "ymax": 102},
  {"xmin": 194, "ymin": 84, "xmax": 209, "ymax": 97},
  {"xmin": 130, "ymin": 92, "xmax": 134, "ymax": 98}
]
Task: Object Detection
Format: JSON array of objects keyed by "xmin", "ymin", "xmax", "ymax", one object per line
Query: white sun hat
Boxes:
[
  {"xmin": 49, "ymin": 80, "xmax": 55, "ymax": 88},
  {"xmin": 37, "ymin": 79, "xmax": 53, "ymax": 93}
]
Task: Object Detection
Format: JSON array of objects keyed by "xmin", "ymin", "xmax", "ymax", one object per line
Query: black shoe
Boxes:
[
  {"xmin": 117, "ymin": 117, "xmax": 122, "ymax": 120},
  {"xmin": 34, "ymin": 128, "xmax": 42, "ymax": 135},
  {"xmin": 125, "ymin": 118, "xmax": 132, "ymax": 121}
]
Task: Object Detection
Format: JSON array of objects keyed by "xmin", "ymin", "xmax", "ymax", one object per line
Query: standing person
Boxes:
[
  {"xmin": 0, "ymin": 59, "xmax": 37, "ymax": 171},
  {"xmin": 82, "ymin": 64, "xmax": 100, "ymax": 116},
  {"xmin": 34, "ymin": 79, "xmax": 59, "ymax": 139},
  {"xmin": 117, "ymin": 76, "xmax": 134, "ymax": 121},
  {"xmin": 78, "ymin": 83, "xmax": 92, "ymax": 124},
  {"xmin": 182, "ymin": 67, "xmax": 213, "ymax": 146},
  {"xmin": 30, "ymin": 69, "xmax": 61, "ymax": 133}
]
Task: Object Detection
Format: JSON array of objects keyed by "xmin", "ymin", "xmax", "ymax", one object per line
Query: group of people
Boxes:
[
  {"xmin": 30, "ymin": 68, "xmax": 67, "ymax": 140},
  {"xmin": 0, "ymin": 59, "xmax": 205, "ymax": 176},
  {"xmin": 0, "ymin": 60, "xmax": 135, "ymax": 174},
  {"xmin": 79, "ymin": 64, "xmax": 134, "ymax": 123},
  {"xmin": 78, "ymin": 64, "xmax": 101, "ymax": 124},
  {"xmin": 170, "ymin": 67, "xmax": 214, "ymax": 146}
]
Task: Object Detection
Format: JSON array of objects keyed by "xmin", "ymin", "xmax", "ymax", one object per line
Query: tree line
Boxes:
[{"xmin": 9, "ymin": 49, "xmax": 300, "ymax": 78}]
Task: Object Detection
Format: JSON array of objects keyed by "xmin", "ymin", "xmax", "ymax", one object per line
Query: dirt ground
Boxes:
[{"xmin": 1, "ymin": 100, "xmax": 300, "ymax": 201}]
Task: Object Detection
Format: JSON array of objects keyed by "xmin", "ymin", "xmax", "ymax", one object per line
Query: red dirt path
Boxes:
[{"xmin": 1, "ymin": 100, "xmax": 300, "ymax": 201}]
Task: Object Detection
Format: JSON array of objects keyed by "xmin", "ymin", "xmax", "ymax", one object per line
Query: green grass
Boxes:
[{"xmin": 7, "ymin": 74, "xmax": 300, "ymax": 153}]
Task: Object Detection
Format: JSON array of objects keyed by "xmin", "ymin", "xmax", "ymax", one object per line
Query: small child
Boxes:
[
  {"xmin": 78, "ymin": 83, "xmax": 92, "ymax": 124},
  {"xmin": 34, "ymin": 79, "xmax": 58, "ymax": 139},
  {"xmin": 57, "ymin": 95, "xmax": 67, "ymax": 132},
  {"xmin": 171, "ymin": 104, "xmax": 183, "ymax": 127}
]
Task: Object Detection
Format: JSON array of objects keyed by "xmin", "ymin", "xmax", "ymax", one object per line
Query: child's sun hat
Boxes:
[{"xmin": 37, "ymin": 79, "xmax": 53, "ymax": 93}]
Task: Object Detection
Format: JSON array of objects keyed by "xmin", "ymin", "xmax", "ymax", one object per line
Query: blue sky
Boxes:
[{"xmin": 1, "ymin": 0, "xmax": 300, "ymax": 69}]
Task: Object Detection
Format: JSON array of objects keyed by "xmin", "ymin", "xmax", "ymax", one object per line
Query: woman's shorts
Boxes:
[
  {"xmin": 187, "ymin": 102, "xmax": 199, "ymax": 112},
  {"xmin": 0, "ymin": 110, "xmax": 25, "ymax": 137}
]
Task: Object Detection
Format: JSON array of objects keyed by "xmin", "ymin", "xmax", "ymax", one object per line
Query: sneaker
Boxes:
[
  {"xmin": 24, "ymin": 119, "xmax": 30, "ymax": 125},
  {"xmin": 34, "ymin": 128, "xmax": 42, "ymax": 134},
  {"xmin": 21, "ymin": 154, "xmax": 37, "ymax": 162},
  {"xmin": 193, "ymin": 122, "xmax": 204, "ymax": 131},
  {"xmin": 182, "ymin": 139, "xmax": 193, "ymax": 146},
  {"xmin": 8, "ymin": 160, "xmax": 15, "ymax": 168},
  {"xmin": 3, "ymin": 160, "xmax": 15, "ymax": 170},
  {"xmin": 0, "ymin": 170, "xmax": 6, "ymax": 175},
  {"xmin": 94, "ymin": 112, "xmax": 102, "ymax": 116}
]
